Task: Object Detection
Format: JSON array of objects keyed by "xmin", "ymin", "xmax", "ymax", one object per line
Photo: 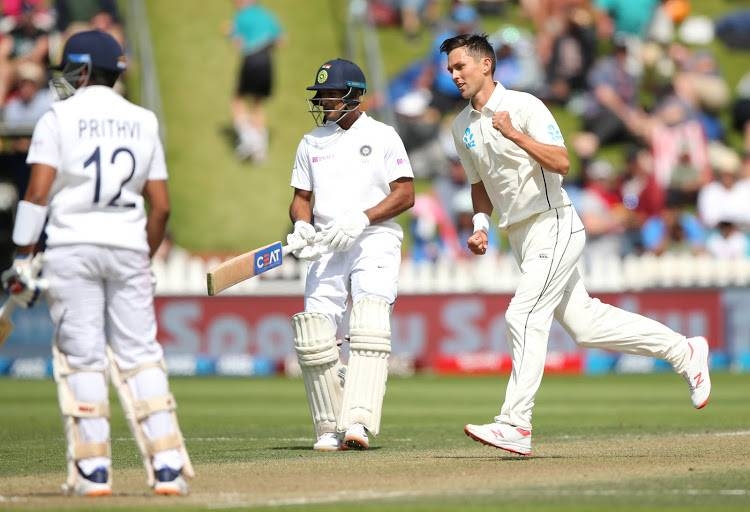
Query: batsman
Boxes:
[
  {"xmin": 1, "ymin": 31, "xmax": 192, "ymax": 496},
  {"xmin": 288, "ymin": 58, "xmax": 415, "ymax": 451}
]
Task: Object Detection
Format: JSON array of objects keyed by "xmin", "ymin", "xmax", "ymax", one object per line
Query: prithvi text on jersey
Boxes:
[{"xmin": 78, "ymin": 119, "xmax": 141, "ymax": 139}]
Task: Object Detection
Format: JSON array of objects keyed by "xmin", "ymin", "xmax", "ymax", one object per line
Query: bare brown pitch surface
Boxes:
[{"xmin": 2, "ymin": 431, "xmax": 749, "ymax": 509}]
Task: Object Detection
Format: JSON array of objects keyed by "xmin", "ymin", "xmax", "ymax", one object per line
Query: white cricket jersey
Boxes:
[
  {"xmin": 291, "ymin": 112, "xmax": 414, "ymax": 239},
  {"xmin": 452, "ymin": 82, "xmax": 571, "ymax": 229},
  {"xmin": 26, "ymin": 85, "xmax": 167, "ymax": 253}
]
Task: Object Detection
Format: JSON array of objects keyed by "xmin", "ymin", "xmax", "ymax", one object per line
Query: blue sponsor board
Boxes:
[{"xmin": 253, "ymin": 242, "xmax": 283, "ymax": 275}]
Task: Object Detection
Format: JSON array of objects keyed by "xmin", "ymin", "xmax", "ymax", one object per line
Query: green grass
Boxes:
[
  {"xmin": 1, "ymin": 373, "xmax": 750, "ymax": 510},
  {"xmin": 142, "ymin": 1, "xmax": 750, "ymax": 252}
]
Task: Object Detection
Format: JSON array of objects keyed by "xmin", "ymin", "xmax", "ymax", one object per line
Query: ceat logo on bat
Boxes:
[{"xmin": 254, "ymin": 242, "xmax": 283, "ymax": 274}]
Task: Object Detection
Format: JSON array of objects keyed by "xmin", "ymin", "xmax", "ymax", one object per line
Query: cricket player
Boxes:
[
  {"xmin": 1, "ymin": 30, "xmax": 193, "ymax": 496},
  {"xmin": 439, "ymin": 34, "xmax": 711, "ymax": 456},
  {"xmin": 287, "ymin": 58, "xmax": 415, "ymax": 451}
]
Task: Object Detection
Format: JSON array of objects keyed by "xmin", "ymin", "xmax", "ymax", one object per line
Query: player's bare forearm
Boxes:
[
  {"xmin": 289, "ymin": 189, "xmax": 313, "ymax": 223},
  {"xmin": 365, "ymin": 177, "xmax": 415, "ymax": 224},
  {"xmin": 471, "ymin": 182, "xmax": 493, "ymax": 216},
  {"xmin": 145, "ymin": 208, "xmax": 169, "ymax": 258},
  {"xmin": 143, "ymin": 180, "xmax": 170, "ymax": 257},
  {"xmin": 508, "ymin": 132, "xmax": 570, "ymax": 175}
]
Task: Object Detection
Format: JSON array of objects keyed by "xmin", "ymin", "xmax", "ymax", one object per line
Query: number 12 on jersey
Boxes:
[{"xmin": 84, "ymin": 146, "xmax": 137, "ymax": 208}]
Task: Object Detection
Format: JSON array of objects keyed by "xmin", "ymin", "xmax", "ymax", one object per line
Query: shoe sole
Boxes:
[
  {"xmin": 343, "ymin": 434, "xmax": 369, "ymax": 450},
  {"xmin": 81, "ymin": 488, "xmax": 112, "ymax": 497},
  {"xmin": 313, "ymin": 444, "xmax": 342, "ymax": 452},
  {"xmin": 154, "ymin": 486, "xmax": 188, "ymax": 496},
  {"xmin": 464, "ymin": 426, "xmax": 531, "ymax": 456}
]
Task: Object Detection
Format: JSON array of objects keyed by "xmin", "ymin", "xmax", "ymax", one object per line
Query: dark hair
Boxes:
[
  {"xmin": 89, "ymin": 67, "xmax": 121, "ymax": 87},
  {"xmin": 439, "ymin": 33, "xmax": 496, "ymax": 75}
]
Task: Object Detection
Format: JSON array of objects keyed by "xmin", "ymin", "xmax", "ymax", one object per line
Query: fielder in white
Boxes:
[
  {"xmin": 440, "ymin": 34, "xmax": 711, "ymax": 456},
  {"xmin": 287, "ymin": 58, "xmax": 415, "ymax": 451},
  {"xmin": 0, "ymin": 31, "xmax": 193, "ymax": 495}
]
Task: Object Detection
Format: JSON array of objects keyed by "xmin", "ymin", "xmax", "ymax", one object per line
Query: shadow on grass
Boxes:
[{"xmin": 271, "ymin": 445, "xmax": 383, "ymax": 452}]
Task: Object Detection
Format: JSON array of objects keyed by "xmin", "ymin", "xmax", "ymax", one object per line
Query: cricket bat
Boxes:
[
  {"xmin": 0, "ymin": 298, "xmax": 16, "ymax": 347},
  {"xmin": 206, "ymin": 234, "xmax": 321, "ymax": 296}
]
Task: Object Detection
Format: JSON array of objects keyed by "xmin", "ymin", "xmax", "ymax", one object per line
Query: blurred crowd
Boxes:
[
  {"xmin": 371, "ymin": 0, "xmax": 750, "ymax": 264},
  {"xmin": 0, "ymin": 0, "xmax": 127, "ymax": 268},
  {"xmin": 0, "ymin": 0, "xmax": 126, "ymax": 204}
]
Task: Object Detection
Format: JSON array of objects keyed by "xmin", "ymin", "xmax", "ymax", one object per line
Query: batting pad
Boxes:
[
  {"xmin": 52, "ymin": 345, "xmax": 111, "ymax": 492},
  {"xmin": 107, "ymin": 348, "xmax": 194, "ymax": 487},
  {"xmin": 338, "ymin": 296, "xmax": 391, "ymax": 436},
  {"xmin": 293, "ymin": 312, "xmax": 343, "ymax": 437}
]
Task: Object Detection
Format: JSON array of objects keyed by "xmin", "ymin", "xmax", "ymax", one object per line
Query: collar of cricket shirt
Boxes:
[{"xmin": 482, "ymin": 81, "xmax": 507, "ymax": 115}]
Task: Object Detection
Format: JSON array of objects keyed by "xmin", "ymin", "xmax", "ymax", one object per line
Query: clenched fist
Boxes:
[
  {"xmin": 492, "ymin": 111, "xmax": 519, "ymax": 139},
  {"xmin": 467, "ymin": 230, "xmax": 488, "ymax": 255}
]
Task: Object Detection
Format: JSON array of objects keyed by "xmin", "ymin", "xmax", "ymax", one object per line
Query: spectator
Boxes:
[
  {"xmin": 572, "ymin": 37, "xmax": 638, "ymax": 161},
  {"xmin": 576, "ymin": 159, "xmax": 626, "ymax": 263},
  {"xmin": 490, "ymin": 25, "xmax": 544, "ymax": 93},
  {"xmin": 669, "ymin": 45, "xmax": 729, "ymax": 142},
  {"xmin": 4, "ymin": 60, "xmax": 51, "ymax": 125},
  {"xmin": 0, "ymin": 0, "xmax": 50, "ymax": 104},
  {"xmin": 705, "ymin": 221, "xmax": 748, "ymax": 260},
  {"xmin": 417, "ymin": 3, "xmax": 481, "ymax": 116},
  {"xmin": 697, "ymin": 142, "xmax": 750, "ymax": 231},
  {"xmin": 227, "ymin": 0, "xmax": 283, "ymax": 163},
  {"xmin": 540, "ymin": 5, "xmax": 597, "ymax": 105},
  {"xmin": 594, "ymin": 0, "xmax": 660, "ymax": 40},
  {"xmin": 3, "ymin": 60, "xmax": 53, "ymax": 153},
  {"xmin": 641, "ymin": 197, "xmax": 706, "ymax": 256},
  {"xmin": 645, "ymin": 95, "xmax": 711, "ymax": 208},
  {"xmin": 367, "ymin": 0, "xmax": 439, "ymax": 39},
  {"xmin": 54, "ymin": 0, "xmax": 125, "ymax": 47},
  {"xmin": 619, "ymin": 145, "xmax": 665, "ymax": 254},
  {"xmin": 409, "ymin": 191, "xmax": 461, "ymax": 263}
]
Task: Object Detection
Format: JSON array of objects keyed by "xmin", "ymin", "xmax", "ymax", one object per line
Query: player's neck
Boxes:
[
  {"xmin": 470, "ymin": 79, "xmax": 497, "ymax": 112},
  {"xmin": 336, "ymin": 109, "xmax": 362, "ymax": 130}
]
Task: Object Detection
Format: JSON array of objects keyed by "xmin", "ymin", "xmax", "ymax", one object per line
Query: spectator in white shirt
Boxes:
[
  {"xmin": 706, "ymin": 221, "xmax": 748, "ymax": 259},
  {"xmin": 697, "ymin": 142, "xmax": 750, "ymax": 231}
]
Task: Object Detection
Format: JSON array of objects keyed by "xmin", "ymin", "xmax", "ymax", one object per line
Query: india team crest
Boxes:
[{"xmin": 317, "ymin": 70, "xmax": 328, "ymax": 84}]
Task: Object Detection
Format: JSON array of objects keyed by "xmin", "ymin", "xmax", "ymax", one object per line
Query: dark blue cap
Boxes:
[
  {"xmin": 59, "ymin": 30, "xmax": 126, "ymax": 73},
  {"xmin": 306, "ymin": 58, "xmax": 366, "ymax": 92}
]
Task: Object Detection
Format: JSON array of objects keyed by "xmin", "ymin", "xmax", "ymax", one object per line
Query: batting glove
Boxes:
[
  {"xmin": 1, "ymin": 254, "xmax": 48, "ymax": 308},
  {"xmin": 322, "ymin": 211, "xmax": 370, "ymax": 252},
  {"xmin": 286, "ymin": 220, "xmax": 317, "ymax": 250},
  {"xmin": 292, "ymin": 244, "xmax": 324, "ymax": 262},
  {"xmin": 292, "ymin": 220, "xmax": 317, "ymax": 242}
]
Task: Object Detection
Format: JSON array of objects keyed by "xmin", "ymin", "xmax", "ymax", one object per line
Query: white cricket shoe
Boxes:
[
  {"xmin": 681, "ymin": 336, "xmax": 711, "ymax": 409},
  {"xmin": 153, "ymin": 467, "xmax": 189, "ymax": 496},
  {"xmin": 313, "ymin": 432, "xmax": 341, "ymax": 452},
  {"xmin": 343, "ymin": 423, "xmax": 369, "ymax": 450},
  {"xmin": 63, "ymin": 466, "xmax": 112, "ymax": 497},
  {"xmin": 464, "ymin": 422, "xmax": 532, "ymax": 456}
]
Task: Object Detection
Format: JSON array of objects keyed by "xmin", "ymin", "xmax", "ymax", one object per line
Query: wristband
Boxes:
[
  {"xmin": 12, "ymin": 200, "xmax": 48, "ymax": 246},
  {"xmin": 472, "ymin": 212, "xmax": 490, "ymax": 234}
]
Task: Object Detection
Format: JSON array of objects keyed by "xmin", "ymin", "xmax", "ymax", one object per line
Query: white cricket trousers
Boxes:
[
  {"xmin": 497, "ymin": 205, "xmax": 691, "ymax": 430},
  {"xmin": 304, "ymin": 231, "xmax": 401, "ymax": 330},
  {"xmin": 45, "ymin": 245, "xmax": 182, "ymax": 473}
]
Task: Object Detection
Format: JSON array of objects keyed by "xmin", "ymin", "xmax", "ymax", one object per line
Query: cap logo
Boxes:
[
  {"xmin": 68, "ymin": 53, "xmax": 92, "ymax": 64},
  {"xmin": 317, "ymin": 69, "xmax": 328, "ymax": 84}
]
